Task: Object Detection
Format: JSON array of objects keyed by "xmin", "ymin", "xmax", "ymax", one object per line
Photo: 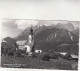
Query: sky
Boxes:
[
  {"xmin": 0, "ymin": 0, "xmax": 80, "ymax": 38},
  {"xmin": 1, "ymin": 19, "xmax": 38, "ymax": 38}
]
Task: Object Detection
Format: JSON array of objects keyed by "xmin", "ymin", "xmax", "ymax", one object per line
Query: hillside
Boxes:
[
  {"xmin": 55, "ymin": 23, "xmax": 75, "ymax": 31},
  {"xmin": 35, "ymin": 28, "xmax": 78, "ymax": 43},
  {"xmin": 71, "ymin": 28, "xmax": 79, "ymax": 36},
  {"xmin": 34, "ymin": 28, "xmax": 79, "ymax": 54},
  {"xmin": 16, "ymin": 25, "xmax": 47, "ymax": 40},
  {"xmin": 16, "ymin": 24, "xmax": 79, "ymax": 54},
  {"xmin": 3, "ymin": 37, "xmax": 16, "ymax": 45}
]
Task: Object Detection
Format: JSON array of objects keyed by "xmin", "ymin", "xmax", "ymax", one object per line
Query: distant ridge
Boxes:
[{"xmin": 16, "ymin": 22, "xmax": 79, "ymax": 41}]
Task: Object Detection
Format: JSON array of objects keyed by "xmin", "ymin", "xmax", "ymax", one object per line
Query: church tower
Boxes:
[
  {"xmin": 24, "ymin": 26, "xmax": 35, "ymax": 56},
  {"xmin": 28, "ymin": 27, "xmax": 34, "ymax": 52}
]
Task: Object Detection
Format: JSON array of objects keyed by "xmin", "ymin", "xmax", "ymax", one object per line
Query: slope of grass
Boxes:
[{"xmin": 1, "ymin": 55, "xmax": 78, "ymax": 70}]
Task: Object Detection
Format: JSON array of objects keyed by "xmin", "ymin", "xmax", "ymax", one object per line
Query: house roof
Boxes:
[
  {"xmin": 16, "ymin": 40, "xmax": 27, "ymax": 46},
  {"xmin": 71, "ymin": 54, "xmax": 78, "ymax": 58}
]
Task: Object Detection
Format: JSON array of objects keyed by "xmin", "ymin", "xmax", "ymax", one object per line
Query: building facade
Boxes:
[{"xmin": 16, "ymin": 27, "xmax": 34, "ymax": 55}]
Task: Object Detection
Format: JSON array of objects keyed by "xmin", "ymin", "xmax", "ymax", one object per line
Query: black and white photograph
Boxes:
[
  {"xmin": 0, "ymin": 0, "xmax": 80, "ymax": 71},
  {"xmin": 1, "ymin": 19, "xmax": 79, "ymax": 70}
]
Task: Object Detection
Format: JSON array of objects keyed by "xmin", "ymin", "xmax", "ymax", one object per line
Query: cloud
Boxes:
[
  {"xmin": 2, "ymin": 19, "xmax": 17, "ymax": 29},
  {"xmin": 2, "ymin": 19, "xmax": 39, "ymax": 38},
  {"xmin": 2, "ymin": 19, "xmax": 22, "ymax": 38},
  {"xmin": 15, "ymin": 20, "xmax": 38, "ymax": 30}
]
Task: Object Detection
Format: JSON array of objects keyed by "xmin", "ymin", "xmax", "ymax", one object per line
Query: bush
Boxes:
[
  {"xmin": 32, "ymin": 53, "xmax": 39, "ymax": 58},
  {"xmin": 49, "ymin": 52, "xmax": 61, "ymax": 59},
  {"xmin": 16, "ymin": 49, "xmax": 24, "ymax": 57},
  {"xmin": 1, "ymin": 42, "xmax": 17, "ymax": 56},
  {"xmin": 63, "ymin": 53, "xmax": 72, "ymax": 60},
  {"xmin": 42, "ymin": 53, "xmax": 50, "ymax": 61}
]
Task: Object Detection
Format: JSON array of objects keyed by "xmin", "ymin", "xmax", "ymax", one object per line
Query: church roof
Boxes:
[{"xmin": 16, "ymin": 40, "xmax": 27, "ymax": 46}]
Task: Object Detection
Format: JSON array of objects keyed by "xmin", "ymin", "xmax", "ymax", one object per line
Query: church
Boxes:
[{"xmin": 16, "ymin": 27, "xmax": 34, "ymax": 55}]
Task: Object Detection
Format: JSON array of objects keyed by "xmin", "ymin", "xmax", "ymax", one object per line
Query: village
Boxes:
[{"xmin": 1, "ymin": 26, "xmax": 78, "ymax": 70}]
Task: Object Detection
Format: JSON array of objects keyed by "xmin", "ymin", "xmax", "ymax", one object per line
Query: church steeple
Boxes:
[
  {"xmin": 30, "ymin": 27, "xmax": 33, "ymax": 35},
  {"xmin": 24, "ymin": 26, "xmax": 34, "ymax": 55}
]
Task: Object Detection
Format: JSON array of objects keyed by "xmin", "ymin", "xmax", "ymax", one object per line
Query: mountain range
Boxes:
[
  {"xmin": 34, "ymin": 27, "xmax": 79, "ymax": 54},
  {"xmin": 2, "ymin": 22, "xmax": 79, "ymax": 55},
  {"xmin": 16, "ymin": 23, "xmax": 79, "ymax": 41}
]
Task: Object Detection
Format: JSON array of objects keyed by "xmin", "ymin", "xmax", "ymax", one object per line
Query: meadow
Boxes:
[{"xmin": 1, "ymin": 55, "xmax": 78, "ymax": 70}]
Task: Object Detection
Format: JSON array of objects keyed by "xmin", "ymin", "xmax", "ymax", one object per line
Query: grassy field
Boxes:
[{"xmin": 1, "ymin": 55, "xmax": 78, "ymax": 70}]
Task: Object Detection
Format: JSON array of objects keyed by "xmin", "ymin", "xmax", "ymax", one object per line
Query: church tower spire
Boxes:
[{"xmin": 30, "ymin": 26, "xmax": 33, "ymax": 35}]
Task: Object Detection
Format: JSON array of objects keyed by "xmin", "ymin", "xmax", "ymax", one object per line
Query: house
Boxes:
[
  {"xmin": 16, "ymin": 40, "xmax": 27, "ymax": 50},
  {"xmin": 16, "ymin": 40, "xmax": 27, "ymax": 46},
  {"xmin": 61, "ymin": 53, "xmax": 79, "ymax": 61},
  {"xmin": 60, "ymin": 52, "xmax": 67, "ymax": 56},
  {"xmin": 35, "ymin": 50, "xmax": 42, "ymax": 53},
  {"xmin": 54, "ymin": 52, "xmax": 67, "ymax": 56},
  {"xmin": 70, "ymin": 54, "xmax": 78, "ymax": 61}
]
